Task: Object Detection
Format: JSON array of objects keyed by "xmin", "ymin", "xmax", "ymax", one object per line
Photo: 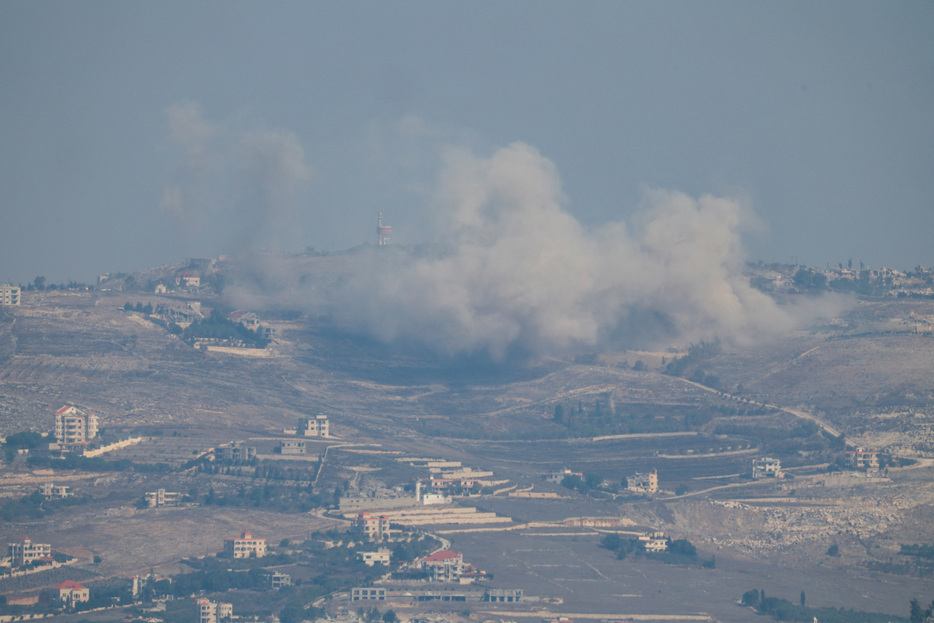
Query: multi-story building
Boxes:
[
  {"xmin": 0, "ymin": 284, "xmax": 21, "ymax": 306},
  {"xmin": 638, "ymin": 532, "xmax": 669, "ymax": 552},
  {"xmin": 39, "ymin": 483, "xmax": 72, "ymax": 499},
  {"xmin": 752, "ymin": 457, "xmax": 782, "ymax": 479},
  {"xmin": 353, "ymin": 512, "xmax": 391, "ymax": 542},
  {"xmin": 145, "ymin": 489, "xmax": 182, "ymax": 507},
  {"xmin": 264, "ymin": 571, "xmax": 291, "ymax": 589},
  {"xmin": 197, "ymin": 598, "xmax": 233, "ymax": 623},
  {"xmin": 298, "ymin": 414, "xmax": 329, "ymax": 438},
  {"xmin": 217, "ymin": 442, "xmax": 256, "ymax": 463},
  {"xmin": 53, "ymin": 405, "xmax": 98, "ymax": 449},
  {"xmin": 55, "ymin": 581, "xmax": 89, "ymax": 606},
  {"xmin": 847, "ymin": 447, "xmax": 880, "ymax": 470},
  {"xmin": 8, "ymin": 538, "xmax": 52, "ymax": 567},
  {"xmin": 222, "ymin": 532, "xmax": 267, "ymax": 558},
  {"xmin": 422, "ymin": 550, "xmax": 467, "ymax": 582},
  {"xmin": 627, "ymin": 470, "xmax": 658, "ymax": 493}
]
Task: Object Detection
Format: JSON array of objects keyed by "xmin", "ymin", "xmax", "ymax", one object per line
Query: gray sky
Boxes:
[{"xmin": 2, "ymin": 1, "xmax": 933, "ymax": 285}]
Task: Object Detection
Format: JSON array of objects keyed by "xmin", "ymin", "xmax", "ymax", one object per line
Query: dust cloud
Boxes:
[{"xmin": 161, "ymin": 107, "xmax": 837, "ymax": 359}]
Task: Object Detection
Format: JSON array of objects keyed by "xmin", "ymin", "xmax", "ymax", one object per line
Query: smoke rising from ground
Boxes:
[
  {"xmin": 161, "ymin": 103, "xmax": 313, "ymax": 260},
  {"xmin": 160, "ymin": 109, "xmax": 835, "ymax": 358},
  {"xmin": 335, "ymin": 142, "xmax": 825, "ymax": 358}
]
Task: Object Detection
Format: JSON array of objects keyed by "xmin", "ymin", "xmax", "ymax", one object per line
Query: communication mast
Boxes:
[{"xmin": 377, "ymin": 212, "xmax": 392, "ymax": 246}]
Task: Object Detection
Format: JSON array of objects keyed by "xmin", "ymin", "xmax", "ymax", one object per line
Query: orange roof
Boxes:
[
  {"xmin": 55, "ymin": 580, "xmax": 87, "ymax": 590},
  {"xmin": 424, "ymin": 550, "xmax": 461, "ymax": 562}
]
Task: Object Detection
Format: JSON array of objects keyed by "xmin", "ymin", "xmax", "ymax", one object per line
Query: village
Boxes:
[{"xmin": 0, "ymin": 397, "xmax": 905, "ymax": 623}]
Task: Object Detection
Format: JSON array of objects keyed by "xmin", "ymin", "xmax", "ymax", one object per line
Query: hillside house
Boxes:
[
  {"xmin": 752, "ymin": 457, "xmax": 783, "ymax": 479},
  {"xmin": 53, "ymin": 405, "xmax": 98, "ymax": 449},
  {"xmin": 264, "ymin": 571, "xmax": 292, "ymax": 589},
  {"xmin": 353, "ymin": 512, "xmax": 391, "ymax": 542},
  {"xmin": 627, "ymin": 470, "xmax": 658, "ymax": 493},
  {"xmin": 198, "ymin": 598, "xmax": 233, "ymax": 623},
  {"xmin": 847, "ymin": 447, "xmax": 880, "ymax": 470},
  {"xmin": 145, "ymin": 489, "xmax": 182, "ymax": 507},
  {"xmin": 0, "ymin": 284, "xmax": 21, "ymax": 306},
  {"xmin": 638, "ymin": 532, "xmax": 669, "ymax": 552},
  {"xmin": 543, "ymin": 468, "xmax": 583, "ymax": 484},
  {"xmin": 357, "ymin": 549, "xmax": 392, "ymax": 566},
  {"xmin": 217, "ymin": 442, "xmax": 256, "ymax": 463},
  {"xmin": 39, "ymin": 483, "xmax": 72, "ymax": 499},
  {"xmin": 222, "ymin": 532, "xmax": 267, "ymax": 558},
  {"xmin": 298, "ymin": 414, "xmax": 329, "ymax": 437},
  {"xmin": 8, "ymin": 537, "xmax": 52, "ymax": 567},
  {"xmin": 421, "ymin": 550, "xmax": 484, "ymax": 583},
  {"xmin": 55, "ymin": 580, "xmax": 89, "ymax": 607}
]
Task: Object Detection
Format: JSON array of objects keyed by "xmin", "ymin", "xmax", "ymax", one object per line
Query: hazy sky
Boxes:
[{"xmin": 2, "ymin": 2, "xmax": 933, "ymax": 285}]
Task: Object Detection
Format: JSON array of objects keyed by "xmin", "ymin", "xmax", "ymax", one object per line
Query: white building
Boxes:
[
  {"xmin": 198, "ymin": 598, "xmax": 233, "ymax": 623},
  {"xmin": 8, "ymin": 538, "xmax": 52, "ymax": 567},
  {"xmin": 752, "ymin": 457, "xmax": 782, "ymax": 479},
  {"xmin": 298, "ymin": 414, "xmax": 329, "ymax": 437},
  {"xmin": 357, "ymin": 549, "xmax": 392, "ymax": 566},
  {"xmin": 638, "ymin": 532, "xmax": 668, "ymax": 552},
  {"xmin": 145, "ymin": 489, "xmax": 182, "ymax": 507},
  {"xmin": 0, "ymin": 284, "xmax": 21, "ymax": 306},
  {"xmin": 223, "ymin": 532, "xmax": 267, "ymax": 558},
  {"xmin": 53, "ymin": 405, "xmax": 99, "ymax": 448},
  {"xmin": 39, "ymin": 483, "xmax": 72, "ymax": 499}
]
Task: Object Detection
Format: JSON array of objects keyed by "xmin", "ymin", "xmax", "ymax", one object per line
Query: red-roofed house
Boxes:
[
  {"xmin": 53, "ymin": 405, "xmax": 98, "ymax": 449},
  {"xmin": 55, "ymin": 580, "xmax": 89, "ymax": 606}
]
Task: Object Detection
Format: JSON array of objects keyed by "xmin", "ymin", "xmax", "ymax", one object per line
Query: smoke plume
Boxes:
[
  {"xmin": 333, "ymin": 142, "xmax": 815, "ymax": 358},
  {"xmin": 161, "ymin": 103, "xmax": 313, "ymax": 259}
]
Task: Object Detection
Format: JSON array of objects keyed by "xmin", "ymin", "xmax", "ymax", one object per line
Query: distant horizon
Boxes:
[{"xmin": 2, "ymin": 3, "xmax": 932, "ymax": 290}]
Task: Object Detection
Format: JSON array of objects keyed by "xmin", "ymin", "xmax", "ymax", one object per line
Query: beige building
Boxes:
[
  {"xmin": 298, "ymin": 414, "xmax": 329, "ymax": 437},
  {"xmin": 752, "ymin": 457, "xmax": 782, "ymax": 479},
  {"xmin": 223, "ymin": 531, "xmax": 267, "ymax": 558},
  {"xmin": 53, "ymin": 405, "xmax": 99, "ymax": 448},
  {"xmin": 198, "ymin": 598, "xmax": 233, "ymax": 623},
  {"xmin": 8, "ymin": 537, "xmax": 52, "ymax": 567},
  {"xmin": 353, "ymin": 512, "xmax": 391, "ymax": 542},
  {"xmin": 638, "ymin": 532, "xmax": 669, "ymax": 552},
  {"xmin": 627, "ymin": 470, "xmax": 658, "ymax": 493},
  {"xmin": 357, "ymin": 549, "xmax": 392, "ymax": 566},
  {"xmin": 847, "ymin": 447, "xmax": 880, "ymax": 469},
  {"xmin": 0, "ymin": 284, "xmax": 21, "ymax": 306},
  {"xmin": 145, "ymin": 489, "xmax": 182, "ymax": 507},
  {"xmin": 40, "ymin": 483, "xmax": 72, "ymax": 499},
  {"xmin": 56, "ymin": 580, "xmax": 90, "ymax": 606}
]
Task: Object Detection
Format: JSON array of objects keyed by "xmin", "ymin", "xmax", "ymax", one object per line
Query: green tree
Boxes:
[
  {"xmin": 742, "ymin": 589, "xmax": 760, "ymax": 607},
  {"xmin": 382, "ymin": 610, "xmax": 398, "ymax": 623}
]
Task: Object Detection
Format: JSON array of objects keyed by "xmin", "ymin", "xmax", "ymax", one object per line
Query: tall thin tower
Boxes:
[{"xmin": 377, "ymin": 212, "xmax": 392, "ymax": 246}]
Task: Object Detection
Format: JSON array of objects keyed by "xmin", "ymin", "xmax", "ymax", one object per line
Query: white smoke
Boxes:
[
  {"xmin": 161, "ymin": 103, "xmax": 313, "ymax": 258},
  {"xmin": 334, "ymin": 142, "xmax": 814, "ymax": 358}
]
